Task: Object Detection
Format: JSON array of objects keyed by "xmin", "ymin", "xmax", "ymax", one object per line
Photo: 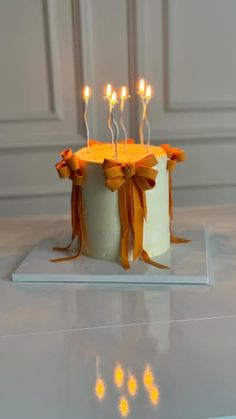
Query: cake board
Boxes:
[{"xmin": 12, "ymin": 227, "xmax": 210, "ymax": 285}]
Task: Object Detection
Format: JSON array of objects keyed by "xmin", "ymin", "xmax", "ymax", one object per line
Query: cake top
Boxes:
[{"xmin": 77, "ymin": 143, "xmax": 166, "ymax": 164}]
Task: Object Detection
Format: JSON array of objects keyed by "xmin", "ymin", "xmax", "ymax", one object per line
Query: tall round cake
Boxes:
[{"xmin": 77, "ymin": 143, "xmax": 170, "ymax": 262}]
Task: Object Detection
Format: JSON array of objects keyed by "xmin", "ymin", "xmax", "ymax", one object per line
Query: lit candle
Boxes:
[
  {"xmin": 104, "ymin": 83, "xmax": 115, "ymax": 150},
  {"xmin": 138, "ymin": 78, "xmax": 145, "ymax": 97},
  {"xmin": 111, "ymin": 91, "xmax": 117, "ymax": 106},
  {"xmin": 110, "ymin": 91, "xmax": 119, "ymax": 160},
  {"xmin": 82, "ymin": 85, "xmax": 91, "ymax": 151},
  {"xmin": 145, "ymin": 85, "xmax": 152, "ymax": 152},
  {"xmin": 95, "ymin": 356, "xmax": 106, "ymax": 401},
  {"xmin": 121, "ymin": 85, "xmax": 128, "ymax": 103},
  {"xmin": 138, "ymin": 78, "xmax": 146, "ymax": 144},
  {"xmin": 145, "ymin": 85, "xmax": 152, "ymax": 101},
  {"xmin": 120, "ymin": 86, "xmax": 130, "ymax": 152},
  {"xmin": 105, "ymin": 83, "xmax": 112, "ymax": 99},
  {"xmin": 83, "ymin": 85, "xmax": 91, "ymax": 101},
  {"xmin": 137, "ymin": 79, "xmax": 153, "ymax": 151}
]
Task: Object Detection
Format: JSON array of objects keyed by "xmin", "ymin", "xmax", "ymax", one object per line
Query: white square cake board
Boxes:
[{"xmin": 12, "ymin": 227, "xmax": 209, "ymax": 284}]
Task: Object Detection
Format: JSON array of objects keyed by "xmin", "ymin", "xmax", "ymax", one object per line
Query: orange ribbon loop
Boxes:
[
  {"xmin": 103, "ymin": 154, "xmax": 169, "ymax": 270},
  {"xmin": 160, "ymin": 144, "xmax": 190, "ymax": 244},
  {"xmin": 51, "ymin": 148, "xmax": 85, "ymax": 262}
]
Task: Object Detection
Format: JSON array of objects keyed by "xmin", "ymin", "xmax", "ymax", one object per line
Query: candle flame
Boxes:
[
  {"xmin": 111, "ymin": 91, "xmax": 117, "ymax": 105},
  {"xmin": 127, "ymin": 371, "xmax": 138, "ymax": 397},
  {"xmin": 95, "ymin": 377, "xmax": 106, "ymax": 401},
  {"xmin": 119, "ymin": 396, "xmax": 130, "ymax": 417},
  {"xmin": 149, "ymin": 385, "xmax": 160, "ymax": 406},
  {"xmin": 121, "ymin": 86, "xmax": 128, "ymax": 100},
  {"xmin": 138, "ymin": 78, "xmax": 145, "ymax": 95},
  {"xmin": 145, "ymin": 85, "xmax": 152, "ymax": 100},
  {"xmin": 83, "ymin": 85, "xmax": 91, "ymax": 100},
  {"xmin": 114, "ymin": 364, "xmax": 124, "ymax": 388},
  {"xmin": 143, "ymin": 364, "xmax": 154, "ymax": 390},
  {"xmin": 105, "ymin": 83, "xmax": 113, "ymax": 98}
]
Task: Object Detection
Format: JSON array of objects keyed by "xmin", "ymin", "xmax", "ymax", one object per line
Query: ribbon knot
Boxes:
[
  {"xmin": 103, "ymin": 154, "xmax": 168, "ymax": 270},
  {"xmin": 123, "ymin": 162, "xmax": 135, "ymax": 178},
  {"xmin": 55, "ymin": 148, "xmax": 83, "ymax": 186}
]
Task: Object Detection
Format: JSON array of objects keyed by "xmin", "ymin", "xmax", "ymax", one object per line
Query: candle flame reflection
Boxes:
[
  {"xmin": 119, "ymin": 396, "xmax": 130, "ymax": 417},
  {"xmin": 95, "ymin": 356, "xmax": 106, "ymax": 401},
  {"xmin": 149, "ymin": 384, "xmax": 160, "ymax": 406},
  {"xmin": 143, "ymin": 364, "xmax": 154, "ymax": 390},
  {"xmin": 94, "ymin": 358, "xmax": 160, "ymax": 416},
  {"xmin": 114, "ymin": 363, "xmax": 125, "ymax": 388},
  {"xmin": 95, "ymin": 377, "xmax": 106, "ymax": 400},
  {"xmin": 127, "ymin": 370, "xmax": 138, "ymax": 397}
]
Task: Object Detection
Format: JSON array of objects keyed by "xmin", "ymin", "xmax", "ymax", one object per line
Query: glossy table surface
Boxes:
[{"xmin": 0, "ymin": 206, "xmax": 236, "ymax": 419}]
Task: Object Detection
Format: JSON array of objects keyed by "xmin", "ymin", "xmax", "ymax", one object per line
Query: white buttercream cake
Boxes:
[{"xmin": 77, "ymin": 143, "xmax": 170, "ymax": 262}]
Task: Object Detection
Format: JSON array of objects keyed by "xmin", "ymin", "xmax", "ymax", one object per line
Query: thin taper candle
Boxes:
[
  {"xmin": 145, "ymin": 85, "xmax": 152, "ymax": 152},
  {"xmin": 111, "ymin": 91, "xmax": 119, "ymax": 160},
  {"xmin": 139, "ymin": 99, "xmax": 146, "ymax": 145},
  {"xmin": 104, "ymin": 84, "xmax": 115, "ymax": 149},
  {"xmin": 138, "ymin": 79, "xmax": 153, "ymax": 151},
  {"xmin": 82, "ymin": 85, "xmax": 91, "ymax": 151},
  {"xmin": 120, "ymin": 86, "xmax": 129, "ymax": 152},
  {"xmin": 138, "ymin": 79, "xmax": 146, "ymax": 144}
]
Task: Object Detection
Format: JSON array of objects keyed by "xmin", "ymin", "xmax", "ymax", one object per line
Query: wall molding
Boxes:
[
  {"xmin": 163, "ymin": 0, "xmax": 236, "ymax": 112},
  {"xmin": 167, "ymin": 99, "xmax": 236, "ymax": 113},
  {"xmin": 151, "ymin": 129, "xmax": 236, "ymax": 142},
  {"xmin": 0, "ymin": 188, "xmax": 70, "ymax": 200},
  {"xmin": 0, "ymin": 0, "xmax": 64, "ymax": 124},
  {"xmin": 71, "ymin": 0, "xmax": 87, "ymax": 136},
  {"xmin": 127, "ymin": 0, "xmax": 139, "ymax": 140},
  {"xmin": 40, "ymin": 0, "xmax": 63, "ymax": 119},
  {"xmin": 1, "ymin": 174, "xmax": 235, "ymax": 199},
  {"xmin": 0, "ymin": 111, "xmax": 61, "ymax": 124},
  {"xmin": 0, "ymin": 0, "xmax": 86, "ymax": 149},
  {"xmin": 0, "ymin": 133, "xmax": 84, "ymax": 150},
  {"xmin": 77, "ymin": 0, "xmax": 99, "ymax": 136},
  {"xmin": 174, "ymin": 182, "xmax": 236, "ymax": 190},
  {"xmin": 1, "ymin": 128, "xmax": 235, "ymax": 151}
]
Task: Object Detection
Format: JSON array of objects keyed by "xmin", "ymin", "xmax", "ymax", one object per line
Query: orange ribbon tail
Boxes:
[
  {"xmin": 161, "ymin": 144, "xmax": 190, "ymax": 244},
  {"xmin": 118, "ymin": 179, "xmax": 145, "ymax": 269},
  {"xmin": 141, "ymin": 250, "xmax": 169, "ymax": 269},
  {"xmin": 51, "ymin": 149, "xmax": 85, "ymax": 262}
]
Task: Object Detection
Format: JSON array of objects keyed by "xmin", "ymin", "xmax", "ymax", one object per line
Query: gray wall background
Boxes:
[{"xmin": 1, "ymin": 0, "xmax": 236, "ymax": 217}]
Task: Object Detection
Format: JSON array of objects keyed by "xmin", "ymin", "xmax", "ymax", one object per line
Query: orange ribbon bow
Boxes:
[
  {"xmin": 160, "ymin": 144, "xmax": 190, "ymax": 244},
  {"xmin": 51, "ymin": 148, "xmax": 85, "ymax": 262},
  {"xmin": 103, "ymin": 154, "xmax": 169, "ymax": 270}
]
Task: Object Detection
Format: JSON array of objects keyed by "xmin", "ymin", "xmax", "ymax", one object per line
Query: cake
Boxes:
[{"xmin": 52, "ymin": 141, "xmax": 188, "ymax": 269}]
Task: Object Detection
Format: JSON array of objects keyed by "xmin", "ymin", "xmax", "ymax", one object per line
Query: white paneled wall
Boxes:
[{"xmin": 0, "ymin": 0, "xmax": 236, "ymax": 216}]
